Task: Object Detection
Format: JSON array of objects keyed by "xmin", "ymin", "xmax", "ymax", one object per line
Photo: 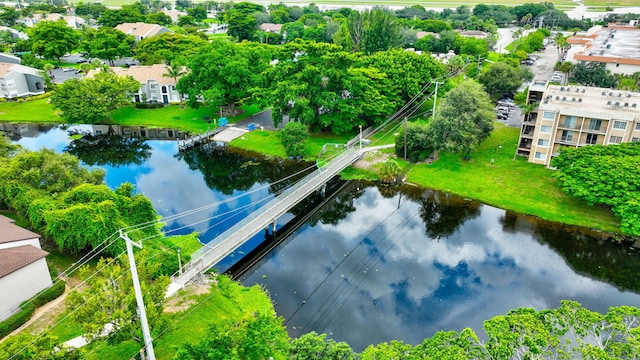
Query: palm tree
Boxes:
[
  {"xmin": 42, "ymin": 63, "xmax": 54, "ymax": 88},
  {"xmin": 163, "ymin": 62, "xmax": 186, "ymax": 108}
]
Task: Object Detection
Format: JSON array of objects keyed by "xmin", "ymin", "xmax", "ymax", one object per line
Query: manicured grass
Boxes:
[
  {"xmin": 584, "ymin": 0, "xmax": 640, "ymax": 6},
  {"xmin": 231, "ymin": 129, "xmax": 355, "ymax": 159},
  {"xmin": 152, "ymin": 276, "xmax": 278, "ymax": 360},
  {"xmin": 0, "ymin": 98, "xmax": 62, "ymax": 122},
  {"xmin": 406, "ymin": 123, "xmax": 621, "ymax": 233},
  {"xmin": 0, "ymin": 100, "xmax": 261, "ymax": 134}
]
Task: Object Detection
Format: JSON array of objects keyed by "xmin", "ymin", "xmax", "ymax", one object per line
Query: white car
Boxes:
[{"xmin": 550, "ymin": 75, "xmax": 563, "ymax": 82}]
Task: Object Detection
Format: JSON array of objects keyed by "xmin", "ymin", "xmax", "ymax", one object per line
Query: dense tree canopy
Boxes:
[
  {"xmin": 80, "ymin": 26, "xmax": 135, "ymax": 65},
  {"xmin": 178, "ymin": 40, "xmax": 274, "ymax": 112},
  {"xmin": 28, "ymin": 20, "xmax": 80, "ymax": 64},
  {"xmin": 254, "ymin": 40, "xmax": 396, "ymax": 133},
  {"xmin": 478, "ymin": 62, "xmax": 523, "ymax": 97},
  {"xmin": 551, "ymin": 142, "xmax": 640, "ymax": 235},
  {"xmin": 570, "ymin": 61, "xmax": 617, "ymax": 89},
  {"xmin": 50, "ymin": 70, "xmax": 140, "ymax": 123},
  {"xmin": 134, "ymin": 32, "xmax": 208, "ymax": 65},
  {"xmin": 430, "ymin": 80, "xmax": 494, "ymax": 159}
]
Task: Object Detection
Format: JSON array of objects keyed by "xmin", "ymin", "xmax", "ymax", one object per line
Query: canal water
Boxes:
[{"xmin": 7, "ymin": 124, "xmax": 640, "ymax": 352}]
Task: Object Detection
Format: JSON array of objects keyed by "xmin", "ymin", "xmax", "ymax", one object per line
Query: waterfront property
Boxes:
[
  {"xmin": 0, "ymin": 215, "xmax": 52, "ymax": 321},
  {"xmin": 516, "ymin": 81, "xmax": 640, "ymax": 166}
]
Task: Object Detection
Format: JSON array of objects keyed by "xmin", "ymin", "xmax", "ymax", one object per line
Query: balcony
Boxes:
[
  {"xmin": 555, "ymin": 136, "xmax": 577, "ymax": 145},
  {"xmin": 582, "ymin": 127, "xmax": 607, "ymax": 135},
  {"xmin": 557, "ymin": 122, "xmax": 582, "ymax": 130}
]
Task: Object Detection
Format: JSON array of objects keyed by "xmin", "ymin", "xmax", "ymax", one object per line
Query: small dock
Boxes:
[{"xmin": 177, "ymin": 127, "xmax": 226, "ymax": 151}]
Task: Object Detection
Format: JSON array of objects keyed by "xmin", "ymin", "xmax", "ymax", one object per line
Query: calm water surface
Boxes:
[{"xmin": 9, "ymin": 124, "xmax": 640, "ymax": 352}]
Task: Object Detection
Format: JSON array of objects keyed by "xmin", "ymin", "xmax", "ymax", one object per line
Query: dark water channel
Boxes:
[{"xmin": 6, "ymin": 124, "xmax": 640, "ymax": 352}]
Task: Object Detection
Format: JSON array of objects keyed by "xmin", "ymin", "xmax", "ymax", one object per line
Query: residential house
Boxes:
[
  {"xmin": 87, "ymin": 64, "xmax": 185, "ymax": 104},
  {"xmin": 516, "ymin": 83, "xmax": 640, "ymax": 166},
  {"xmin": 0, "ymin": 62, "xmax": 45, "ymax": 99},
  {"xmin": 259, "ymin": 23, "xmax": 282, "ymax": 33},
  {"xmin": 115, "ymin": 22, "xmax": 173, "ymax": 41},
  {"xmin": 16, "ymin": 13, "xmax": 86, "ymax": 29},
  {"xmin": 0, "ymin": 52, "xmax": 21, "ymax": 64},
  {"xmin": 0, "ymin": 215, "xmax": 53, "ymax": 321},
  {"xmin": 0, "ymin": 26, "xmax": 28, "ymax": 40}
]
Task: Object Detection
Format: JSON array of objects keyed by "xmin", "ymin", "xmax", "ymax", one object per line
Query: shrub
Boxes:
[{"xmin": 281, "ymin": 122, "xmax": 309, "ymax": 158}]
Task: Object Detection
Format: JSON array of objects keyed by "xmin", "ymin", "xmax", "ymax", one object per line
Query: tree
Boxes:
[
  {"xmin": 478, "ymin": 62, "xmax": 522, "ymax": 97},
  {"xmin": 134, "ymin": 33, "xmax": 208, "ymax": 65},
  {"xmin": 254, "ymin": 40, "xmax": 395, "ymax": 133},
  {"xmin": 551, "ymin": 142, "xmax": 640, "ymax": 235},
  {"xmin": 359, "ymin": 7, "xmax": 401, "ymax": 54},
  {"xmin": 164, "ymin": 62, "xmax": 186, "ymax": 107},
  {"xmin": 65, "ymin": 132, "xmax": 152, "ymax": 167},
  {"xmin": 28, "ymin": 20, "xmax": 81, "ymax": 64},
  {"xmin": 80, "ymin": 27, "xmax": 135, "ymax": 66},
  {"xmin": 570, "ymin": 61, "xmax": 617, "ymax": 88},
  {"xmin": 178, "ymin": 41, "xmax": 274, "ymax": 112},
  {"xmin": 289, "ymin": 332, "xmax": 356, "ymax": 360},
  {"xmin": 51, "ymin": 71, "xmax": 139, "ymax": 123},
  {"xmin": 0, "ymin": 333, "xmax": 81, "ymax": 360},
  {"xmin": 66, "ymin": 253, "xmax": 169, "ymax": 345},
  {"xmin": 0, "ymin": 6, "xmax": 19, "ymax": 26},
  {"xmin": 187, "ymin": 5, "xmax": 207, "ymax": 22},
  {"xmin": 225, "ymin": 10, "xmax": 258, "ymax": 41},
  {"xmin": 97, "ymin": 5, "xmax": 145, "ymax": 27},
  {"xmin": 175, "ymin": 312, "xmax": 289, "ymax": 360},
  {"xmin": 281, "ymin": 121, "xmax": 309, "ymax": 158},
  {"xmin": 429, "ymin": 80, "xmax": 494, "ymax": 160}
]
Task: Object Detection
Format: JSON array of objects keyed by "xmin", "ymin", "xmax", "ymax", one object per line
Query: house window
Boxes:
[
  {"xmin": 632, "ymin": 137, "xmax": 639, "ymax": 142},
  {"xmin": 534, "ymin": 152, "xmax": 545, "ymax": 160},
  {"xmin": 540, "ymin": 125, "xmax": 552, "ymax": 133},
  {"xmin": 561, "ymin": 130, "xmax": 574, "ymax": 142},
  {"xmin": 149, "ymin": 84, "xmax": 156, "ymax": 89},
  {"xmin": 586, "ymin": 134, "xmax": 598, "ymax": 145},
  {"xmin": 161, "ymin": 86, "xmax": 167, "ymax": 93},
  {"xmin": 609, "ymin": 135, "xmax": 622, "ymax": 144},
  {"xmin": 6, "ymin": 80, "xmax": 15, "ymax": 88},
  {"xmin": 613, "ymin": 121, "xmax": 627, "ymax": 130},
  {"xmin": 563, "ymin": 116, "xmax": 577, "ymax": 128},
  {"xmin": 635, "ymin": 123, "xmax": 640, "ymax": 131},
  {"xmin": 588, "ymin": 119, "xmax": 602, "ymax": 131},
  {"xmin": 543, "ymin": 111, "xmax": 555, "ymax": 119},
  {"xmin": 537, "ymin": 139, "xmax": 549, "ymax": 147}
]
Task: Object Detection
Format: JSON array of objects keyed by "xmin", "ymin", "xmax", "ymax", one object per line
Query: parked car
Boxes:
[
  {"xmin": 550, "ymin": 76, "xmax": 563, "ymax": 82},
  {"xmin": 496, "ymin": 113, "xmax": 508, "ymax": 120},
  {"xmin": 495, "ymin": 106, "xmax": 510, "ymax": 113},
  {"xmin": 521, "ymin": 59, "xmax": 534, "ymax": 65},
  {"xmin": 62, "ymin": 67, "xmax": 75, "ymax": 72}
]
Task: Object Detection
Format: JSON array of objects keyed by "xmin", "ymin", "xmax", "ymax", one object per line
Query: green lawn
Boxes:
[
  {"xmin": 231, "ymin": 129, "xmax": 355, "ymax": 159},
  {"xmin": 406, "ymin": 123, "xmax": 621, "ymax": 233},
  {"xmin": 0, "ymin": 100, "xmax": 261, "ymax": 134}
]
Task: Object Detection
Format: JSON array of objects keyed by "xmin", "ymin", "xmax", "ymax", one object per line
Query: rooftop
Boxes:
[
  {"xmin": 0, "ymin": 214, "xmax": 40, "ymax": 244},
  {"xmin": 539, "ymin": 85, "xmax": 640, "ymax": 121},
  {"xmin": 0, "ymin": 245, "xmax": 48, "ymax": 277},
  {"xmin": 570, "ymin": 26, "xmax": 640, "ymax": 65}
]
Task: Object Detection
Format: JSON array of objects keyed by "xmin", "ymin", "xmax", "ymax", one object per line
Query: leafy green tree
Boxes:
[
  {"xmin": 429, "ymin": 80, "xmax": 494, "ymax": 160},
  {"xmin": 361, "ymin": 49, "xmax": 445, "ymax": 103},
  {"xmin": 254, "ymin": 40, "xmax": 395, "ymax": 133},
  {"xmin": 145, "ymin": 11, "xmax": 172, "ymax": 26},
  {"xmin": 97, "ymin": 6, "xmax": 145, "ymax": 27},
  {"xmin": 175, "ymin": 312, "xmax": 289, "ymax": 360},
  {"xmin": 0, "ymin": 6, "xmax": 19, "ymax": 26},
  {"xmin": 187, "ymin": 5, "xmax": 207, "ymax": 22},
  {"xmin": 0, "ymin": 333, "xmax": 81, "ymax": 360},
  {"xmin": 333, "ymin": 22, "xmax": 353, "ymax": 50},
  {"xmin": 478, "ymin": 62, "xmax": 522, "ymax": 97},
  {"xmin": 225, "ymin": 10, "xmax": 258, "ymax": 41},
  {"xmin": 178, "ymin": 40, "xmax": 273, "ymax": 113},
  {"xmin": 75, "ymin": 2, "xmax": 107, "ymax": 19},
  {"xmin": 51, "ymin": 71, "xmax": 140, "ymax": 123},
  {"xmin": 289, "ymin": 332, "xmax": 356, "ymax": 360},
  {"xmin": 282, "ymin": 21, "xmax": 305, "ymax": 42},
  {"xmin": 551, "ymin": 142, "xmax": 640, "ymax": 235},
  {"xmin": 28, "ymin": 20, "xmax": 81, "ymax": 64},
  {"xmin": 134, "ymin": 32, "xmax": 208, "ymax": 65},
  {"xmin": 281, "ymin": 121, "xmax": 309, "ymax": 158},
  {"xmin": 570, "ymin": 61, "xmax": 617, "ymax": 88},
  {"xmin": 81, "ymin": 27, "xmax": 135, "ymax": 66},
  {"xmin": 360, "ymin": 340, "xmax": 415, "ymax": 360},
  {"xmin": 359, "ymin": 7, "xmax": 401, "ymax": 54},
  {"xmin": 67, "ymin": 253, "xmax": 169, "ymax": 345}
]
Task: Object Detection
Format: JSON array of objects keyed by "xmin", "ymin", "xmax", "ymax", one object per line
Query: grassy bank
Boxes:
[
  {"xmin": 0, "ymin": 100, "xmax": 261, "ymax": 134},
  {"xmin": 406, "ymin": 123, "xmax": 620, "ymax": 233}
]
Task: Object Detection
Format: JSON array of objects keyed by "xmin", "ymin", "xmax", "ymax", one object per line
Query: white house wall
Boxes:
[
  {"xmin": 0, "ymin": 237, "xmax": 41, "ymax": 250},
  {"xmin": 0, "ymin": 258, "xmax": 53, "ymax": 321}
]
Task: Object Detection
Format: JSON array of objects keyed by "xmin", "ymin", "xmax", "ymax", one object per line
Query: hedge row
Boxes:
[{"xmin": 0, "ymin": 279, "xmax": 65, "ymax": 339}]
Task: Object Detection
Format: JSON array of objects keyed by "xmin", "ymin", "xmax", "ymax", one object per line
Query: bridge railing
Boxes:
[{"xmin": 191, "ymin": 146, "xmax": 359, "ymax": 262}]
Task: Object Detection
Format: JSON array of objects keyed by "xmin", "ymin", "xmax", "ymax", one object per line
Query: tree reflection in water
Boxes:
[{"xmin": 65, "ymin": 130, "xmax": 151, "ymax": 167}]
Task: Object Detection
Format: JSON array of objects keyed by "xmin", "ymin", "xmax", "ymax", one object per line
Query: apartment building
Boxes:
[{"xmin": 516, "ymin": 82, "xmax": 640, "ymax": 166}]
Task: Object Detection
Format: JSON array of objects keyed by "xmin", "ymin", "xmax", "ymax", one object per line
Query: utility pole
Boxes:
[
  {"xmin": 177, "ymin": 246, "xmax": 183, "ymax": 276},
  {"xmin": 120, "ymin": 230, "xmax": 156, "ymax": 360},
  {"xmin": 432, "ymin": 81, "xmax": 444, "ymax": 121},
  {"xmin": 403, "ymin": 117, "xmax": 407, "ymax": 160}
]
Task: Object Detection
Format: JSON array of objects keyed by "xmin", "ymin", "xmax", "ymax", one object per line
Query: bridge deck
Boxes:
[{"xmin": 167, "ymin": 146, "xmax": 365, "ymax": 296}]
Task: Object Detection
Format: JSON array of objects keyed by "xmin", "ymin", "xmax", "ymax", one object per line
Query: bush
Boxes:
[
  {"xmin": 25, "ymin": 92, "xmax": 53, "ymax": 102},
  {"xmin": 0, "ymin": 280, "xmax": 65, "ymax": 339},
  {"xmin": 134, "ymin": 102, "xmax": 164, "ymax": 109},
  {"xmin": 0, "ymin": 303, "xmax": 35, "ymax": 339},
  {"xmin": 281, "ymin": 122, "xmax": 309, "ymax": 158}
]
